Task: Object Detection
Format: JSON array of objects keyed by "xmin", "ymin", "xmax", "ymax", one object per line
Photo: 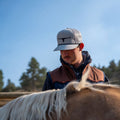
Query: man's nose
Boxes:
[{"xmin": 63, "ymin": 50, "xmax": 70, "ymax": 55}]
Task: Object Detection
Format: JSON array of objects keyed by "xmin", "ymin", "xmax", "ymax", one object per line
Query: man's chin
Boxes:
[{"xmin": 64, "ymin": 60, "xmax": 73, "ymax": 65}]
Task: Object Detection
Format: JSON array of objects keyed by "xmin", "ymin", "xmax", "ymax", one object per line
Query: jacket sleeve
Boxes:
[
  {"xmin": 104, "ymin": 73, "xmax": 109, "ymax": 83},
  {"xmin": 42, "ymin": 72, "xmax": 54, "ymax": 91}
]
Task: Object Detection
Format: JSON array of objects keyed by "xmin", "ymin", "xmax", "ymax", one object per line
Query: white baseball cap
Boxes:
[{"xmin": 54, "ymin": 28, "xmax": 82, "ymax": 51}]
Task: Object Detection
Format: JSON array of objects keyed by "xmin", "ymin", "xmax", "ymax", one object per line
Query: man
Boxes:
[{"xmin": 42, "ymin": 28, "xmax": 108, "ymax": 91}]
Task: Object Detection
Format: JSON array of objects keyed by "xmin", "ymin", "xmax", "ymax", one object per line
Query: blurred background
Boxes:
[{"xmin": 0, "ymin": 0, "xmax": 120, "ymax": 91}]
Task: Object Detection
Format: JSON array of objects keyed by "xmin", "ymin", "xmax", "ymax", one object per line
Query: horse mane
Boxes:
[
  {"xmin": 0, "ymin": 68, "xmax": 119, "ymax": 120},
  {"xmin": 0, "ymin": 69, "xmax": 90, "ymax": 120},
  {"xmin": 0, "ymin": 89, "xmax": 67, "ymax": 120},
  {"xmin": 66, "ymin": 68, "xmax": 120, "ymax": 93}
]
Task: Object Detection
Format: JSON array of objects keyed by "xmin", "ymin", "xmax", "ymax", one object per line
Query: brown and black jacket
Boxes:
[{"xmin": 42, "ymin": 51, "xmax": 109, "ymax": 91}]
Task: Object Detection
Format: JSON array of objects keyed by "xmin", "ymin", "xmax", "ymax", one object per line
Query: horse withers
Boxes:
[
  {"xmin": 65, "ymin": 83, "xmax": 120, "ymax": 120},
  {"xmin": 0, "ymin": 70, "xmax": 120, "ymax": 120}
]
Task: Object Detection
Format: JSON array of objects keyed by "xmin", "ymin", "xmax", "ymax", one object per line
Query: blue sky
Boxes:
[{"xmin": 0, "ymin": 0, "xmax": 120, "ymax": 87}]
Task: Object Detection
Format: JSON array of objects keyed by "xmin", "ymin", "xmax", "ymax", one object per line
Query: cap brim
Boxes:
[{"xmin": 54, "ymin": 44, "xmax": 78, "ymax": 51}]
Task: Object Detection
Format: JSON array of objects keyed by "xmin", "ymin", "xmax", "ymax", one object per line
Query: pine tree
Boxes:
[
  {"xmin": 2, "ymin": 79, "xmax": 16, "ymax": 92},
  {"xmin": 19, "ymin": 57, "xmax": 47, "ymax": 91},
  {"xmin": 0, "ymin": 70, "xmax": 4, "ymax": 91},
  {"xmin": 117, "ymin": 60, "xmax": 120, "ymax": 71},
  {"xmin": 109, "ymin": 60, "xmax": 117, "ymax": 73}
]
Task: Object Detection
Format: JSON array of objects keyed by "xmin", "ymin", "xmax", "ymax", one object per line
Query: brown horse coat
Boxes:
[
  {"xmin": 0, "ymin": 69, "xmax": 120, "ymax": 120},
  {"xmin": 65, "ymin": 84, "xmax": 120, "ymax": 120}
]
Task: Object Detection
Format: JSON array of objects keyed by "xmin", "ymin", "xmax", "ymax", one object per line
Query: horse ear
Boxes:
[
  {"xmin": 78, "ymin": 67, "xmax": 90, "ymax": 87},
  {"xmin": 65, "ymin": 81, "xmax": 79, "ymax": 96},
  {"xmin": 65, "ymin": 67, "xmax": 90, "ymax": 97}
]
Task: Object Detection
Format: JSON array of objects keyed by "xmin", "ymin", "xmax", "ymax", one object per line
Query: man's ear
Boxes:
[{"xmin": 79, "ymin": 43, "xmax": 84, "ymax": 51}]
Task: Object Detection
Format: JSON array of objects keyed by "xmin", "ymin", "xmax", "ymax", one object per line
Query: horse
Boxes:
[{"xmin": 0, "ymin": 70, "xmax": 120, "ymax": 120}]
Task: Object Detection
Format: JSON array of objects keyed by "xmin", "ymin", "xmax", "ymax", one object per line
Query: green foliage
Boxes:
[
  {"xmin": 2, "ymin": 79, "xmax": 16, "ymax": 92},
  {"xmin": 117, "ymin": 60, "xmax": 120, "ymax": 71},
  {"xmin": 1, "ymin": 56, "xmax": 119, "ymax": 91},
  {"xmin": 109, "ymin": 60, "xmax": 117, "ymax": 73},
  {"xmin": 97, "ymin": 60, "xmax": 120, "ymax": 85},
  {"xmin": 19, "ymin": 57, "xmax": 47, "ymax": 91},
  {"xmin": 0, "ymin": 70, "xmax": 4, "ymax": 91},
  {"xmin": 101, "ymin": 66, "xmax": 111, "ymax": 78}
]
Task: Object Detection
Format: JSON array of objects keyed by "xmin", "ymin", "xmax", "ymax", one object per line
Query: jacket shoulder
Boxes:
[
  {"xmin": 50, "ymin": 66, "xmax": 62, "ymax": 76},
  {"xmin": 49, "ymin": 66, "xmax": 63, "ymax": 82},
  {"xmin": 49, "ymin": 66, "xmax": 71, "ymax": 83},
  {"xmin": 88, "ymin": 66, "xmax": 104, "ymax": 82}
]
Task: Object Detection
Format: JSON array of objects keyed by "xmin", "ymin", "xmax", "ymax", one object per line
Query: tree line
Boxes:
[
  {"xmin": 0, "ymin": 57, "xmax": 47, "ymax": 92},
  {"xmin": 96, "ymin": 60, "xmax": 120, "ymax": 84},
  {"xmin": 0, "ymin": 58, "xmax": 120, "ymax": 92}
]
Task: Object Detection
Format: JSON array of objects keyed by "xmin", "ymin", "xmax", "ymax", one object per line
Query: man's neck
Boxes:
[{"xmin": 73, "ymin": 57, "xmax": 83, "ymax": 68}]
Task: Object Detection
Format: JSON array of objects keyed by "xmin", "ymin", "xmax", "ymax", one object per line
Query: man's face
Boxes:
[{"xmin": 60, "ymin": 46, "xmax": 82, "ymax": 65}]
